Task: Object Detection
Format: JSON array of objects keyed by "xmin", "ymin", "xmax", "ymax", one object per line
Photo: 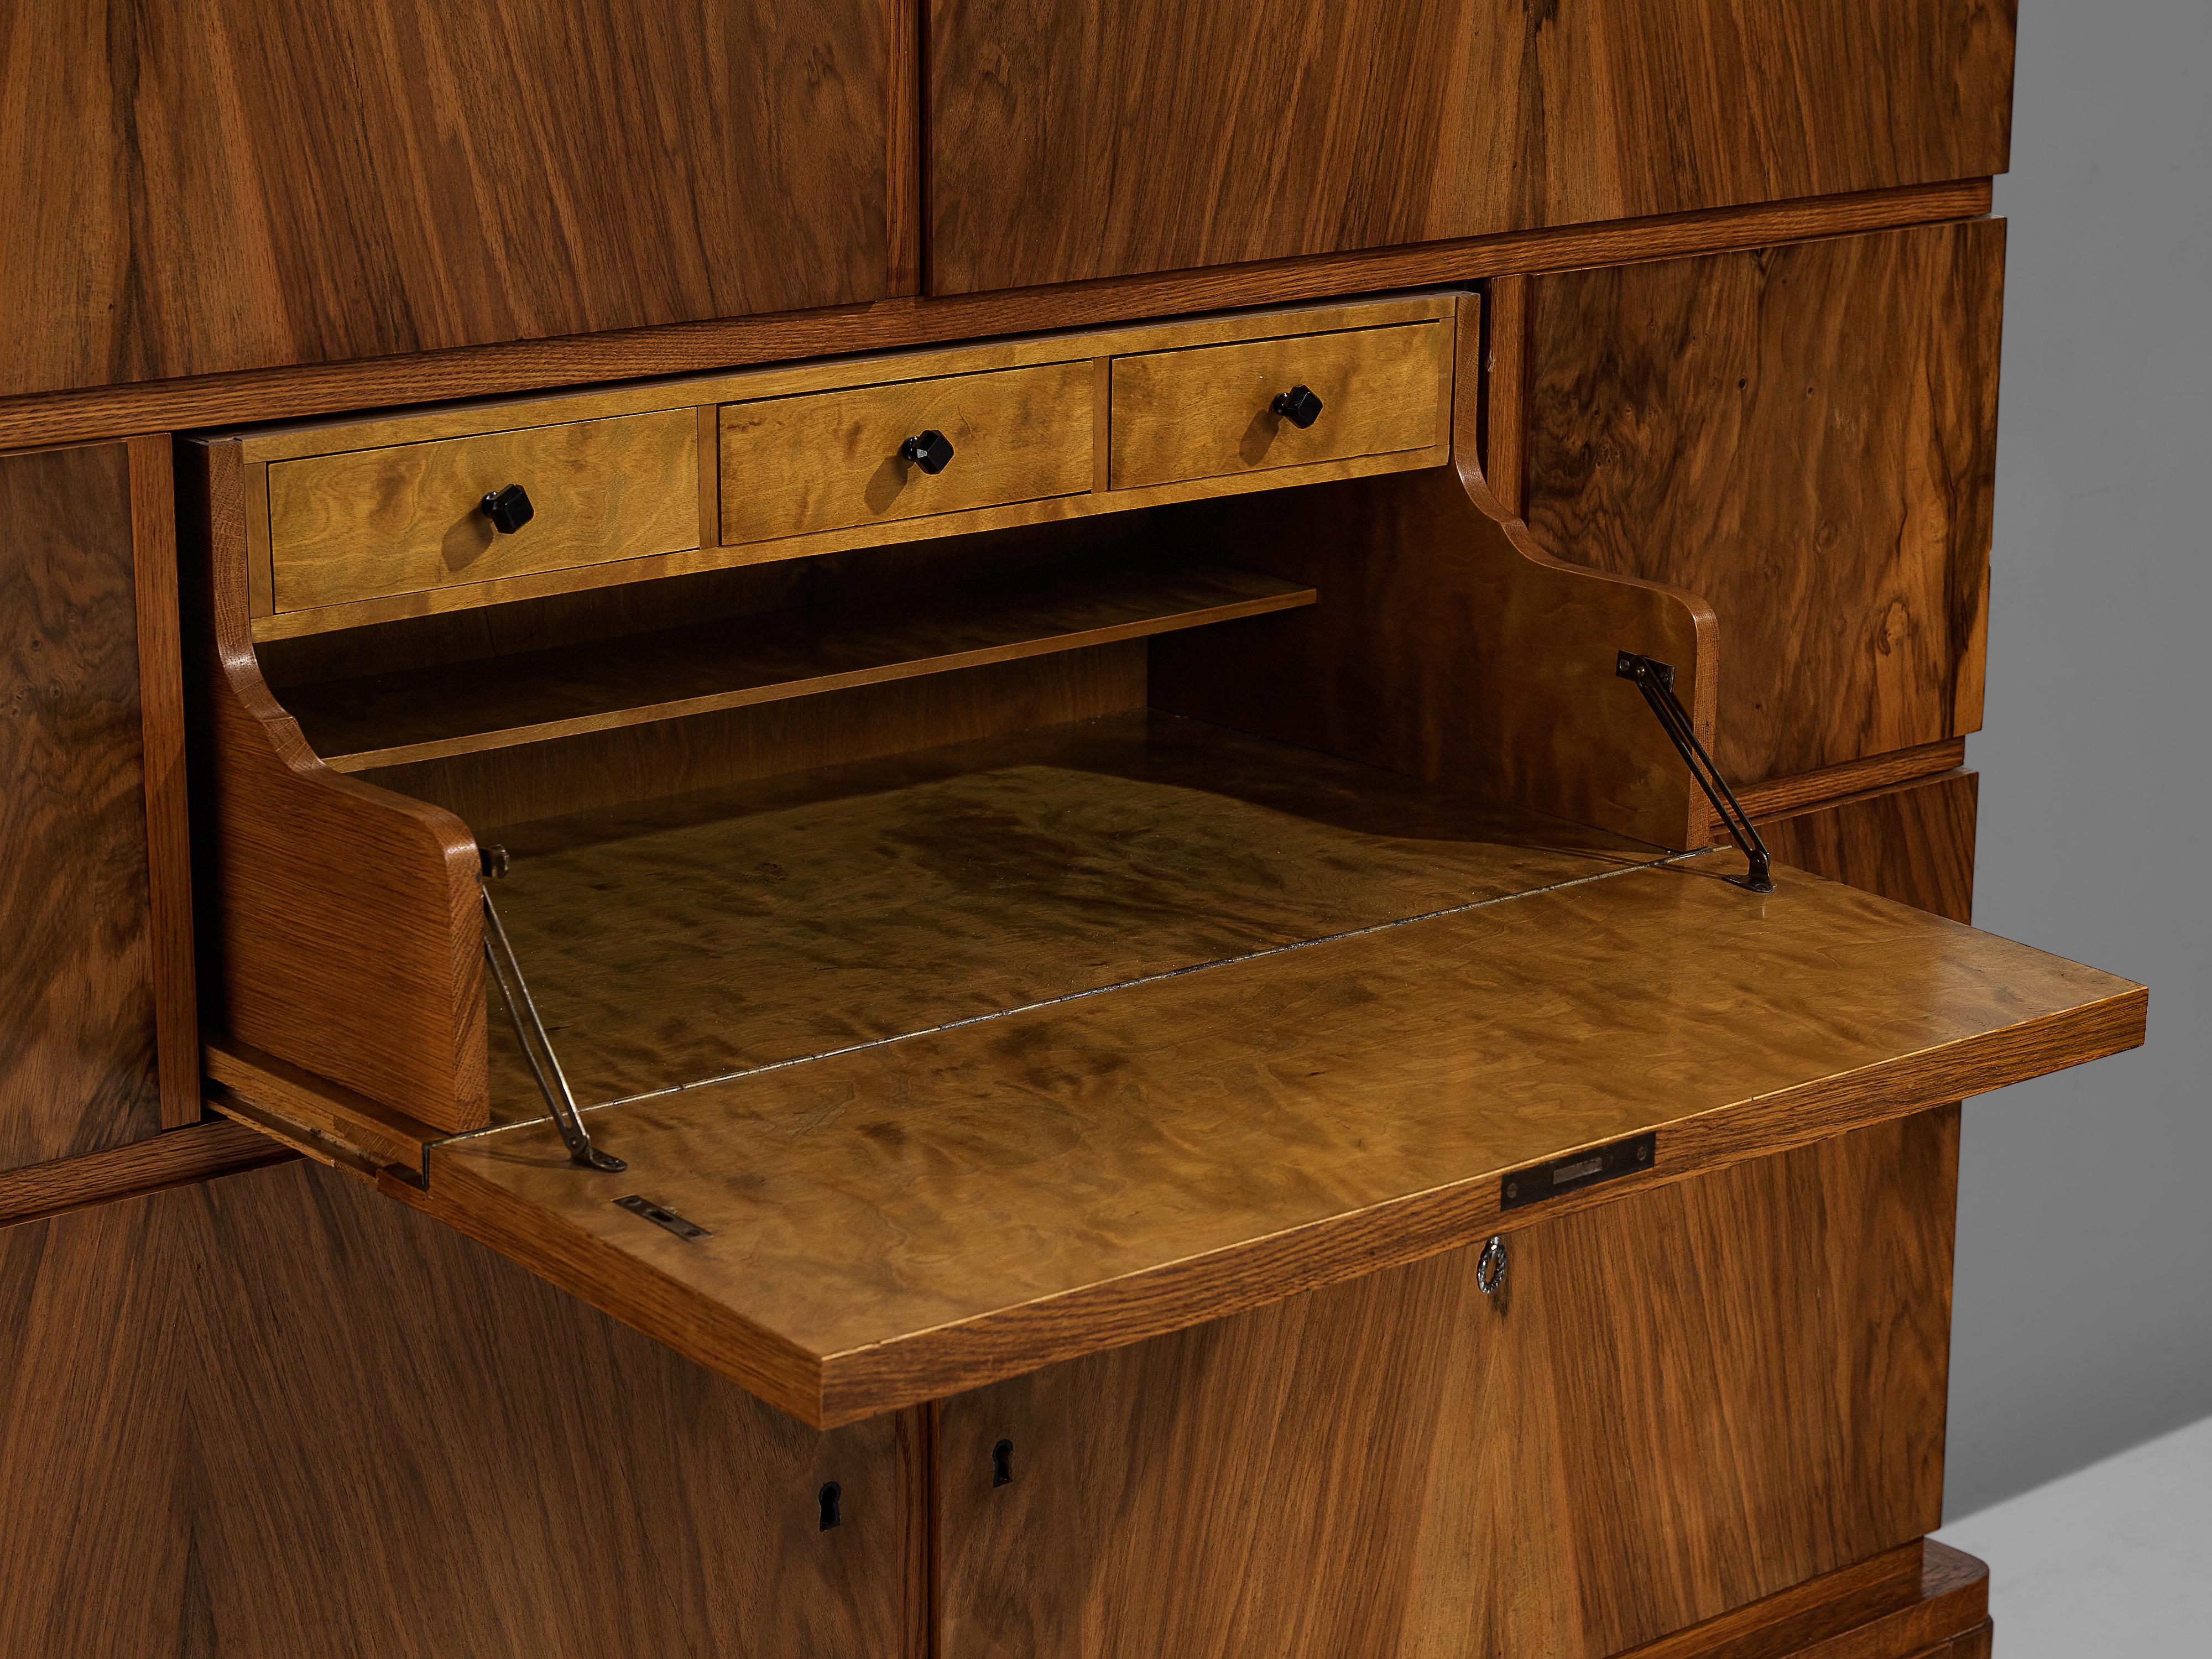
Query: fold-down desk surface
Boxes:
[{"xmin": 414, "ymin": 852, "xmax": 2144, "ymax": 1427}]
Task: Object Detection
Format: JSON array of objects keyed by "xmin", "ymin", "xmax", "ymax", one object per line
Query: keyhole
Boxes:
[
  {"xmin": 991, "ymin": 1438, "xmax": 1014, "ymax": 1488},
  {"xmin": 818, "ymin": 1481, "xmax": 842, "ymax": 1530}
]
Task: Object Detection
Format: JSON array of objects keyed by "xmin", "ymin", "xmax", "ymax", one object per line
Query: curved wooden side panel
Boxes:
[
  {"xmin": 1154, "ymin": 293, "xmax": 1715, "ymax": 849},
  {"xmin": 180, "ymin": 441, "xmax": 488, "ymax": 1132}
]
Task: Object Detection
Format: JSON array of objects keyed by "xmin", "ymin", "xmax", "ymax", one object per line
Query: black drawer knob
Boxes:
[
  {"xmin": 900, "ymin": 429, "xmax": 956, "ymax": 474},
  {"xmin": 1271, "ymin": 385, "xmax": 1324, "ymax": 429},
  {"xmin": 479, "ymin": 484, "xmax": 535, "ymax": 534}
]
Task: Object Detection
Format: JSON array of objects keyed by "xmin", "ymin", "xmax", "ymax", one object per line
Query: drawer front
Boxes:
[
  {"xmin": 716, "ymin": 360, "xmax": 1094, "ymax": 545},
  {"xmin": 1109, "ymin": 321, "xmax": 1446, "ymax": 491},
  {"xmin": 266, "ymin": 410, "xmax": 701, "ymax": 612}
]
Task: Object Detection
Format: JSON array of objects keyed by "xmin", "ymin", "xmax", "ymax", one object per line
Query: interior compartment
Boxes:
[{"xmin": 179, "ymin": 303, "xmax": 2142, "ymax": 1425}]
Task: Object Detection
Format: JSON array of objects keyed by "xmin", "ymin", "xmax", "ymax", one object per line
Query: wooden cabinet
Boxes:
[
  {"xmin": 0, "ymin": 11, "xmax": 2130, "ymax": 1658},
  {"xmin": 0, "ymin": 0, "xmax": 902, "ymax": 398},
  {"xmin": 0, "ymin": 440, "xmax": 196, "ymax": 1170},
  {"xmin": 926, "ymin": 0, "xmax": 2015, "ymax": 292}
]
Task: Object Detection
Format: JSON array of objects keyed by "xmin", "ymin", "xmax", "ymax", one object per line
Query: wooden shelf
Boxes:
[{"xmin": 282, "ymin": 561, "xmax": 1314, "ymax": 772}]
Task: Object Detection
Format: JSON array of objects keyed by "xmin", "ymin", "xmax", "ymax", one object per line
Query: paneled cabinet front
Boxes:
[
  {"xmin": 926, "ymin": 0, "xmax": 2014, "ymax": 292},
  {"xmin": 935, "ymin": 1114, "xmax": 1958, "ymax": 1659},
  {"xmin": 0, "ymin": 0, "xmax": 902, "ymax": 397}
]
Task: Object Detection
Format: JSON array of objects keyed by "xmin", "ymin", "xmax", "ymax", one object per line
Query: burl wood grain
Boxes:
[
  {"xmin": 0, "ymin": 1157, "xmax": 916, "ymax": 1658},
  {"xmin": 1107, "ymin": 321, "xmax": 1446, "ymax": 489},
  {"xmin": 1525, "ymin": 221, "xmax": 2006, "ymax": 786},
  {"xmin": 1762, "ymin": 772, "xmax": 1981, "ymax": 925},
  {"xmin": 0, "ymin": 0, "xmax": 895, "ymax": 397},
  {"xmin": 927, "ymin": 0, "xmax": 2015, "ymax": 292},
  {"xmin": 422, "ymin": 854, "xmax": 2141, "ymax": 1426},
  {"xmin": 183, "ymin": 441, "xmax": 489, "ymax": 1132},
  {"xmin": 936, "ymin": 1112, "xmax": 1957, "ymax": 1659},
  {"xmin": 267, "ymin": 409, "xmax": 701, "ymax": 612},
  {"xmin": 719, "ymin": 361, "xmax": 1095, "ymax": 544},
  {"xmin": 473, "ymin": 711, "xmax": 1665, "ymax": 1115},
  {"xmin": 0, "ymin": 443, "xmax": 165, "ymax": 1168}
]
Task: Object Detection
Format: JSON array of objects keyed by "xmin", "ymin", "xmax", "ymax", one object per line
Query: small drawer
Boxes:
[
  {"xmin": 1108, "ymin": 321, "xmax": 1447, "ymax": 491},
  {"xmin": 266, "ymin": 410, "xmax": 700, "ymax": 613},
  {"xmin": 716, "ymin": 361, "xmax": 1094, "ymax": 545}
]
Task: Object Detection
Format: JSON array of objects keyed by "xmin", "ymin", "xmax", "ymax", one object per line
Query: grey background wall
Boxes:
[{"xmin": 1945, "ymin": 0, "xmax": 2212, "ymax": 1518}]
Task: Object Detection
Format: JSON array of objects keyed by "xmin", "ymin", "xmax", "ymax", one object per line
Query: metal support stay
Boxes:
[
  {"xmin": 1615, "ymin": 651, "xmax": 1776, "ymax": 894},
  {"xmin": 479, "ymin": 847, "xmax": 626, "ymax": 1172}
]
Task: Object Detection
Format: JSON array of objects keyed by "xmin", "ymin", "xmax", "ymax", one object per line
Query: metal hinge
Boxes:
[
  {"xmin": 479, "ymin": 846, "xmax": 626, "ymax": 1173},
  {"xmin": 1615, "ymin": 652, "xmax": 1775, "ymax": 893}
]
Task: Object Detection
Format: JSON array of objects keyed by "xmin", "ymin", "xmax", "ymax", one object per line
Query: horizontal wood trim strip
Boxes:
[
  {"xmin": 289, "ymin": 563, "xmax": 1317, "ymax": 773},
  {"xmin": 1719, "ymin": 739, "xmax": 1971, "ymax": 839},
  {"xmin": 0, "ymin": 181, "xmax": 1991, "ymax": 454},
  {"xmin": 0, "ymin": 1120, "xmax": 290, "ymax": 1229},
  {"xmin": 1615, "ymin": 1540, "xmax": 1987, "ymax": 1659}
]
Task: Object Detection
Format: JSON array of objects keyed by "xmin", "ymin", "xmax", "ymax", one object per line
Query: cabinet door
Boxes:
[
  {"xmin": 926, "ymin": 0, "xmax": 2013, "ymax": 293},
  {"xmin": 1, "ymin": 0, "xmax": 899, "ymax": 396},
  {"xmin": 1517, "ymin": 220, "xmax": 2005, "ymax": 792},
  {"xmin": 0, "ymin": 440, "xmax": 196, "ymax": 1170},
  {"xmin": 935, "ymin": 1112, "xmax": 1958, "ymax": 1659}
]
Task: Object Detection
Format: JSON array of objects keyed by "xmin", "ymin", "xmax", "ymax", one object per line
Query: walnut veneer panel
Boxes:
[
  {"xmin": 937, "ymin": 1112, "xmax": 1957, "ymax": 1658},
  {"xmin": 1525, "ymin": 221, "xmax": 2005, "ymax": 785},
  {"xmin": 927, "ymin": 0, "xmax": 2015, "ymax": 292},
  {"xmin": 0, "ymin": 444, "xmax": 164, "ymax": 1168},
  {"xmin": 424, "ymin": 852, "xmax": 2140, "ymax": 1425},
  {"xmin": 0, "ymin": 1159, "xmax": 918, "ymax": 1658},
  {"xmin": 0, "ymin": 0, "xmax": 894, "ymax": 397},
  {"xmin": 476, "ymin": 712, "xmax": 1665, "ymax": 1115},
  {"xmin": 1762, "ymin": 773, "xmax": 1981, "ymax": 925}
]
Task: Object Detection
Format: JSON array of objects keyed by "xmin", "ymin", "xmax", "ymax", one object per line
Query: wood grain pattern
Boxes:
[
  {"xmin": 418, "ymin": 854, "xmax": 2141, "ymax": 1426},
  {"xmin": 1108, "ymin": 321, "xmax": 1446, "ymax": 489},
  {"xmin": 0, "ymin": 442, "xmax": 167, "ymax": 1168},
  {"xmin": 927, "ymin": 0, "xmax": 2015, "ymax": 292},
  {"xmin": 0, "ymin": 0, "xmax": 896, "ymax": 398},
  {"xmin": 1526, "ymin": 221, "xmax": 2006, "ymax": 785},
  {"xmin": 284, "ymin": 562, "xmax": 1315, "ymax": 772},
  {"xmin": 182, "ymin": 441, "xmax": 489, "ymax": 1131},
  {"xmin": 126, "ymin": 436, "xmax": 202, "ymax": 1128},
  {"xmin": 936, "ymin": 1113, "xmax": 1957, "ymax": 1658},
  {"xmin": 1154, "ymin": 294, "xmax": 1715, "ymax": 850},
  {"xmin": 0, "ymin": 1157, "xmax": 915, "ymax": 1658},
  {"xmin": 267, "ymin": 410, "xmax": 700, "ymax": 612},
  {"xmin": 464, "ymin": 711, "xmax": 1663, "ymax": 1116},
  {"xmin": 1761, "ymin": 772, "xmax": 1980, "ymax": 925},
  {"xmin": 0, "ymin": 178, "xmax": 1996, "ymax": 456},
  {"xmin": 721, "ymin": 361, "xmax": 1094, "ymax": 545}
]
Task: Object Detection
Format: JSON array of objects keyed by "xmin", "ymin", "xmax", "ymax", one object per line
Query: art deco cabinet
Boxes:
[{"xmin": 0, "ymin": 4, "xmax": 2140, "ymax": 1656}]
